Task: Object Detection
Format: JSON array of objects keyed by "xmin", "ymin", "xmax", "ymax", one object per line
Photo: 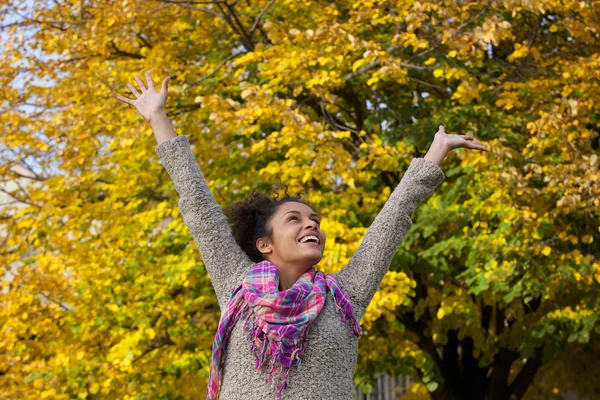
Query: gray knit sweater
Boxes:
[{"xmin": 155, "ymin": 135, "xmax": 445, "ymax": 399}]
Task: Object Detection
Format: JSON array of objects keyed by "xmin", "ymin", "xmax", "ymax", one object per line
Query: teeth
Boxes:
[{"xmin": 300, "ymin": 235, "xmax": 319, "ymax": 244}]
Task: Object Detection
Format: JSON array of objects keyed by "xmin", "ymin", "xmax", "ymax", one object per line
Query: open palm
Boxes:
[
  {"xmin": 435, "ymin": 126, "xmax": 488, "ymax": 152},
  {"xmin": 117, "ymin": 71, "xmax": 171, "ymax": 122}
]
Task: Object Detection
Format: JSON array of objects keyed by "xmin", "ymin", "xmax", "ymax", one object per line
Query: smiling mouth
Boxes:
[{"xmin": 298, "ymin": 235, "xmax": 320, "ymax": 245}]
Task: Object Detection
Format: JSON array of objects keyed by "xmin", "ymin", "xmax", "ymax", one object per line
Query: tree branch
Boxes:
[
  {"xmin": 38, "ymin": 291, "xmax": 71, "ymax": 311},
  {"xmin": 507, "ymin": 347, "xmax": 544, "ymax": 400},
  {"xmin": 213, "ymin": 0, "xmax": 255, "ymax": 51},
  {"xmin": 188, "ymin": 52, "xmax": 242, "ymax": 87},
  {"xmin": 158, "ymin": 0, "xmax": 226, "ymax": 21},
  {"xmin": 461, "ymin": 337, "xmax": 488, "ymax": 398},
  {"xmin": 482, "ymin": 304, "xmax": 493, "ymax": 333},
  {"xmin": 442, "ymin": 331, "xmax": 462, "ymax": 396},
  {"xmin": 403, "ymin": 314, "xmax": 458, "ymax": 400},
  {"xmin": 0, "ymin": 187, "xmax": 33, "ymax": 207},
  {"xmin": 132, "ymin": 327, "xmax": 175, "ymax": 364},
  {"xmin": 402, "ymin": 274, "xmax": 458, "ymax": 399},
  {"xmin": 404, "ymin": 6, "xmax": 489, "ymax": 64},
  {"xmin": 248, "ymin": 0, "xmax": 275, "ymax": 37},
  {"xmin": 330, "ymin": 85, "xmax": 365, "ymax": 132},
  {"xmin": 343, "ymin": 47, "xmax": 430, "ymax": 81},
  {"xmin": 487, "ymin": 348, "xmax": 518, "ymax": 400},
  {"xmin": 135, "ymin": 32, "xmax": 153, "ymax": 49},
  {"xmin": 108, "ymin": 42, "xmax": 144, "ymax": 59},
  {"xmin": 223, "ymin": 1, "xmax": 254, "ymax": 48}
]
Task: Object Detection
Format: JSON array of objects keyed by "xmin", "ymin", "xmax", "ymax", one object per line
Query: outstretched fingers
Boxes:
[
  {"xmin": 116, "ymin": 94, "xmax": 135, "ymax": 105},
  {"xmin": 161, "ymin": 76, "xmax": 171, "ymax": 92},
  {"xmin": 127, "ymin": 83, "xmax": 141, "ymax": 97},
  {"xmin": 117, "ymin": 72, "xmax": 169, "ymax": 107},
  {"xmin": 145, "ymin": 71, "xmax": 156, "ymax": 90},
  {"xmin": 469, "ymin": 141, "xmax": 489, "ymax": 152},
  {"xmin": 134, "ymin": 75, "xmax": 147, "ymax": 92},
  {"xmin": 461, "ymin": 136, "xmax": 488, "ymax": 151}
]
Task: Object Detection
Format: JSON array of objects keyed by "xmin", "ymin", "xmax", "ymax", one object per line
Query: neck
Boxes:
[
  {"xmin": 278, "ymin": 268, "xmax": 306, "ymax": 291},
  {"xmin": 265, "ymin": 259, "xmax": 312, "ymax": 291}
]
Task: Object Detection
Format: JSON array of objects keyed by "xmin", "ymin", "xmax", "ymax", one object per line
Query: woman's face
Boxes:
[{"xmin": 256, "ymin": 201, "xmax": 326, "ymax": 269}]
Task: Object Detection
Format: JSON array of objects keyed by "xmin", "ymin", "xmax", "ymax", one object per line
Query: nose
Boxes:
[{"xmin": 305, "ymin": 220, "xmax": 318, "ymax": 229}]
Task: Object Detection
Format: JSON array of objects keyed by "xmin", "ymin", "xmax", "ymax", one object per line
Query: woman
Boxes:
[{"xmin": 117, "ymin": 72, "xmax": 488, "ymax": 399}]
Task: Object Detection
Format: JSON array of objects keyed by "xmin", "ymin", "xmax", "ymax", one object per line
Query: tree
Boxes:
[{"xmin": 1, "ymin": 0, "xmax": 598, "ymax": 399}]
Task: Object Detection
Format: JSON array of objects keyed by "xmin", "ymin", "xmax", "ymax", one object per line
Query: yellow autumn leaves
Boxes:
[{"xmin": 362, "ymin": 271, "xmax": 416, "ymax": 330}]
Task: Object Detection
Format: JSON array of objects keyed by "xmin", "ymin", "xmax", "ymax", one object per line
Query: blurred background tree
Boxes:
[{"xmin": 0, "ymin": 0, "xmax": 598, "ymax": 399}]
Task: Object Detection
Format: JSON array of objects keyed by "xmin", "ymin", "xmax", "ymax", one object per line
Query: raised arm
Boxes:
[
  {"xmin": 117, "ymin": 71, "xmax": 253, "ymax": 307},
  {"xmin": 337, "ymin": 127, "xmax": 488, "ymax": 317}
]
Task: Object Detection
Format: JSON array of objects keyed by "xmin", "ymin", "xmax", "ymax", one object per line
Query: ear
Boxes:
[{"xmin": 256, "ymin": 237, "xmax": 273, "ymax": 255}]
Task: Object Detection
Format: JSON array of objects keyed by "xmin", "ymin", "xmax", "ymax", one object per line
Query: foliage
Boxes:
[{"xmin": 1, "ymin": 0, "xmax": 598, "ymax": 399}]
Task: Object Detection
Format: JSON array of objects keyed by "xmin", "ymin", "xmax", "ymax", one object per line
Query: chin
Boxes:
[{"xmin": 306, "ymin": 254, "xmax": 323, "ymax": 267}]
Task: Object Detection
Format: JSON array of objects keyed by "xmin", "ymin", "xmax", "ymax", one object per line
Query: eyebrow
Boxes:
[{"xmin": 281, "ymin": 210, "xmax": 320, "ymax": 220}]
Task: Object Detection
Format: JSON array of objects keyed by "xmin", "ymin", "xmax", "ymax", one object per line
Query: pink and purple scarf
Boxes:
[{"xmin": 206, "ymin": 260, "xmax": 361, "ymax": 399}]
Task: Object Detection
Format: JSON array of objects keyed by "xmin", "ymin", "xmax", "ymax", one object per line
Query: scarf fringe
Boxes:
[
  {"xmin": 241, "ymin": 306, "xmax": 311, "ymax": 398},
  {"xmin": 331, "ymin": 290, "xmax": 361, "ymax": 337}
]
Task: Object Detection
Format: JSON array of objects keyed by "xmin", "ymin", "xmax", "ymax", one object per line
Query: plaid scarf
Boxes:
[{"xmin": 206, "ymin": 260, "xmax": 361, "ymax": 399}]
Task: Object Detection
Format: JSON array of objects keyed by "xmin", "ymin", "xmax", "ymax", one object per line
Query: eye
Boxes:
[{"xmin": 288, "ymin": 215, "xmax": 298, "ymax": 221}]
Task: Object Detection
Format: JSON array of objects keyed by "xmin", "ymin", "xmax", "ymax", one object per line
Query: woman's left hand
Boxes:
[{"xmin": 435, "ymin": 125, "xmax": 488, "ymax": 152}]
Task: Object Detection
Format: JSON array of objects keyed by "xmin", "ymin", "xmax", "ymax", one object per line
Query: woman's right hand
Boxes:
[{"xmin": 116, "ymin": 71, "xmax": 171, "ymax": 122}]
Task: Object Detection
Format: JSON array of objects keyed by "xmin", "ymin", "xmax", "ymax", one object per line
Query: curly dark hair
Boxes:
[{"xmin": 224, "ymin": 190, "xmax": 317, "ymax": 263}]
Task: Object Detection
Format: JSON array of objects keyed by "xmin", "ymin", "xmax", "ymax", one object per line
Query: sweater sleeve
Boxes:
[
  {"xmin": 154, "ymin": 135, "xmax": 253, "ymax": 307},
  {"xmin": 337, "ymin": 157, "xmax": 445, "ymax": 317}
]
